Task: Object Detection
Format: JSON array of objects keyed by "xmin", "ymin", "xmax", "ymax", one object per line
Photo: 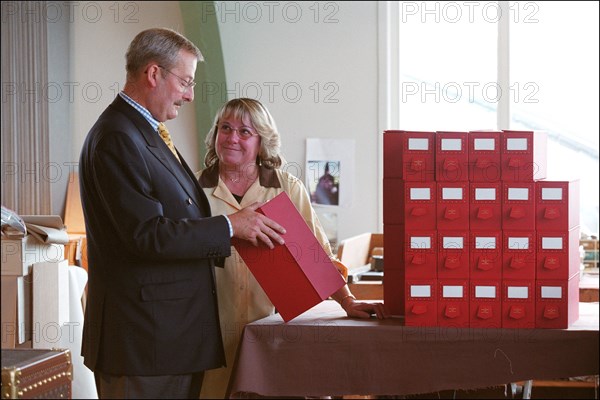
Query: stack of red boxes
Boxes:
[{"xmin": 383, "ymin": 129, "xmax": 580, "ymax": 329}]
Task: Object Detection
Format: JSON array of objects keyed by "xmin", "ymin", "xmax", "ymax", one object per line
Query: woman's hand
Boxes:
[{"xmin": 341, "ymin": 296, "xmax": 390, "ymax": 319}]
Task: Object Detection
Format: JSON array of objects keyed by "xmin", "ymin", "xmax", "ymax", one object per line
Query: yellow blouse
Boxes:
[{"xmin": 197, "ymin": 166, "xmax": 343, "ymax": 398}]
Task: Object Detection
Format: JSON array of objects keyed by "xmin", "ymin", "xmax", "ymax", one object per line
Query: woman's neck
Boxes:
[{"xmin": 219, "ymin": 163, "xmax": 259, "ymax": 196}]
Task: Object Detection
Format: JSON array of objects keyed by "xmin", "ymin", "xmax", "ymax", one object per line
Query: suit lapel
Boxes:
[{"xmin": 110, "ymin": 96, "xmax": 211, "ymax": 215}]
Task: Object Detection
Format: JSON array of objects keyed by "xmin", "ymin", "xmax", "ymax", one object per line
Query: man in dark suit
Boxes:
[{"xmin": 79, "ymin": 28, "xmax": 285, "ymax": 399}]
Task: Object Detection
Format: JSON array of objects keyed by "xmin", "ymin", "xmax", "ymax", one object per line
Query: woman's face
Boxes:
[{"xmin": 215, "ymin": 112, "xmax": 261, "ymax": 170}]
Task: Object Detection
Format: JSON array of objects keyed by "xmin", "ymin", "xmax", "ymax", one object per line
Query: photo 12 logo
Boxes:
[
  {"xmin": 401, "ymin": 2, "xmax": 540, "ymax": 24},
  {"xmin": 401, "ymin": 81, "xmax": 539, "ymax": 104}
]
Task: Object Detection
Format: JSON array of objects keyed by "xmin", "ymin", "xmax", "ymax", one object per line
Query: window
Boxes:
[{"xmin": 395, "ymin": 1, "xmax": 599, "ymax": 235}]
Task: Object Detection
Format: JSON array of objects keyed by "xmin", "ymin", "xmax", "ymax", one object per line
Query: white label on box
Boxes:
[
  {"xmin": 541, "ymin": 286, "xmax": 563, "ymax": 299},
  {"xmin": 475, "ymin": 286, "xmax": 497, "ymax": 298},
  {"xmin": 475, "ymin": 237, "xmax": 496, "ymax": 249},
  {"xmin": 508, "ymin": 237, "xmax": 529, "ymax": 250},
  {"xmin": 443, "ymin": 285, "xmax": 463, "ymax": 298},
  {"xmin": 508, "ymin": 187, "xmax": 529, "ymax": 200},
  {"xmin": 542, "ymin": 237, "xmax": 563, "ymax": 250},
  {"xmin": 441, "ymin": 138, "xmax": 462, "ymax": 151},
  {"xmin": 410, "ymin": 188, "xmax": 431, "ymax": 200},
  {"xmin": 408, "ymin": 138, "xmax": 429, "ymax": 150},
  {"xmin": 411, "ymin": 285, "xmax": 431, "ymax": 297},
  {"xmin": 507, "ymin": 138, "xmax": 528, "ymax": 151},
  {"xmin": 475, "ymin": 188, "xmax": 496, "ymax": 201},
  {"xmin": 443, "ymin": 237, "xmax": 464, "ymax": 249},
  {"xmin": 474, "ymin": 138, "xmax": 495, "ymax": 150},
  {"xmin": 507, "ymin": 286, "xmax": 529, "ymax": 299},
  {"xmin": 410, "ymin": 237, "xmax": 431, "ymax": 249},
  {"xmin": 542, "ymin": 187, "xmax": 563, "ymax": 200},
  {"xmin": 442, "ymin": 187, "xmax": 463, "ymax": 200}
]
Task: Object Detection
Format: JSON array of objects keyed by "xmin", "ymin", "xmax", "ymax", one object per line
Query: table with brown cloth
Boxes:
[{"xmin": 227, "ymin": 300, "xmax": 599, "ymax": 398}]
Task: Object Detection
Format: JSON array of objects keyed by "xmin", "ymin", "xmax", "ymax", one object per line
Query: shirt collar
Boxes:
[
  {"xmin": 119, "ymin": 92, "xmax": 160, "ymax": 132},
  {"xmin": 198, "ymin": 163, "xmax": 281, "ymax": 189}
]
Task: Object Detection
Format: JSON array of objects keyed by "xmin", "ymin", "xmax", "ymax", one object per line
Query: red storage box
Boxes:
[
  {"xmin": 383, "ymin": 177, "xmax": 405, "ymax": 225},
  {"xmin": 501, "ymin": 130, "xmax": 547, "ymax": 181},
  {"xmin": 470, "ymin": 182, "xmax": 502, "ymax": 231},
  {"xmin": 470, "ymin": 280, "xmax": 502, "ymax": 328},
  {"xmin": 437, "ymin": 280, "xmax": 469, "ymax": 328},
  {"xmin": 437, "ymin": 182, "xmax": 470, "ymax": 231},
  {"xmin": 535, "ymin": 180, "xmax": 580, "ymax": 231},
  {"xmin": 503, "ymin": 231, "xmax": 536, "ymax": 280},
  {"xmin": 405, "ymin": 231, "xmax": 437, "ymax": 279},
  {"xmin": 384, "ymin": 130, "xmax": 435, "ymax": 181},
  {"xmin": 437, "ymin": 231, "xmax": 469, "ymax": 279},
  {"xmin": 233, "ymin": 192, "xmax": 346, "ymax": 322},
  {"xmin": 435, "ymin": 131, "xmax": 469, "ymax": 181},
  {"xmin": 468, "ymin": 130, "xmax": 502, "ymax": 182},
  {"xmin": 470, "ymin": 232, "xmax": 502, "ymax": 280},
  {"xmin": 502, "ymin": 182, "xmax": 536, "ymax": 231},
  {"xmin": 404, "ymin": 181, "xmax": 437, "ymax": 230},
  {"xmin": 405, "ymin": 280, "xmax": 437, "ymax": 327},
  {"xmin": 502, "ymin": 280, "xmax": 535, "ymax": 329},
  {"xmin": 535, "ymin": 273, "xmax": 580, "ymax": 329},
  {"xmin": 536, "ymin": 227, "xmax": 581, "ymax": 280}
]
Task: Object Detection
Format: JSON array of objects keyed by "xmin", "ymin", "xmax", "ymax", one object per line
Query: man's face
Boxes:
[{"xmin": 154, "ymin": 50, "xmax": 197, "ymax": 122}]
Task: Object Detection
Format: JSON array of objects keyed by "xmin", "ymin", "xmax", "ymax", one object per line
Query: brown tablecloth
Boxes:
[{"xmin": 227, "ymin": 300, "xmax": 599, "ymax": 398}]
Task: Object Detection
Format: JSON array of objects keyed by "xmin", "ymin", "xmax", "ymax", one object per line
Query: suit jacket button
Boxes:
[{"xmin": 187, "ymin": 198, "xmax": 192, "ymax": 205}]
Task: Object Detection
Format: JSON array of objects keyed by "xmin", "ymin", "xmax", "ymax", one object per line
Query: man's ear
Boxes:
[{"xmin": 145, "ymin": 64, "xmax": 161, "ymax": 88}]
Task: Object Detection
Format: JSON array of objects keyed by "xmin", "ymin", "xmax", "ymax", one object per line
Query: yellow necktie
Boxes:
[{"xmin": 158, "ymin": 123, "xmax": 181, "ymax": 163}]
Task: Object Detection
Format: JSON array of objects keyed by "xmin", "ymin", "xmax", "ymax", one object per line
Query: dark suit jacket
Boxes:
[{"xmin": 79, "ymin": 96, "xmax": 230, "ymax": 375}]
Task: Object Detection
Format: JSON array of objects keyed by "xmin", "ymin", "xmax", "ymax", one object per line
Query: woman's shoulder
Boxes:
[{"xmin": 275, "ymin": 168, "xmax": 303, "ymax": 188}]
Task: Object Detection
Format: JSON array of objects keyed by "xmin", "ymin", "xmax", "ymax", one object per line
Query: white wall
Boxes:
[
  {"xmin": 216, "ymin": 1, "xmax": 381, "ymax": 241},
  {"xmin": 69, "ymin": 1, "xmax": 381, "ymax": 241},
  {"xmin": 70, "ymin": 1, "xmax": 199, "ymax": 168}
]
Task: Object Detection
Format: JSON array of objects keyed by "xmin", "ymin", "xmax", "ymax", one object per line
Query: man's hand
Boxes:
[{"xmin": 228, "ymin": 202, "xmax": 286, "ymax": 249}]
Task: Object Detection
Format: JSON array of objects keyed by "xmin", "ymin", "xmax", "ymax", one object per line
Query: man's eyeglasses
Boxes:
[
  {"xmin": 217, "ymin": 123, "xmax": 258, "ymax": 140},
  {"xmin": 158, "ymin": 66, "xmax": 196, "ymax": 90}
]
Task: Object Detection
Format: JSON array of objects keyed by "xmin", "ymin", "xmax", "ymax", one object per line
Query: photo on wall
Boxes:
[
  {"xmin": 305, "ymin": 138, "xmax": 355, "ymax": 208},
  {"xmin": 307, "ymin": 160, "xmax": 340, "ymax": 206}
]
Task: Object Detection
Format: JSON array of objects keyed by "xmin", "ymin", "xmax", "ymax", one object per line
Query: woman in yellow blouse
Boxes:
[{"xmin": 196, "ymin": 98, "xmax": 388, "ymax": 398}]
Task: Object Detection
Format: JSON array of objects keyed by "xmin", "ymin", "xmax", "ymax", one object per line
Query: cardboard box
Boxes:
[
  {"xmin": 405, "ymin": 280, "xmax": 437, "ymax": 327},
  {"xmin": 233, "ymin": 192, "xmax": 345, "ymax": 322},
  {"xmin": 470, "ymin": 280, "xmax": 501, "ymax": 328},
  {"xmin": 32, "ymin": 260, "xmax": 69, "ymax": 347},
  {"xmin": 1, "ymin": 275, "xmax": 32, "ymax": 347},
  {"xmin": 535, "ymin": 273, "xmax": 580, "ymax": 329},
  {"xmin": 468, "ymin": 130, "xmax": 502, "ymax": 182},
  {"xmin": 470, "ymin": 182, "xmax": 502, "ymax": 231},
  {"xmin": 404, "ymin": 231, "xmax": 437, "ymax": 279},
  {"xmin": 501, "ymin": 130, "xmax": 547, "ymax": 181},
  {"xmin": 502, "ymin": 280, "xmax": 535, "ymax": 329},
  {"xmin": 469, "ymin": 232, "xmax": 502, "ymax": 280},
  {"xmin": 437, "ymin": 182, "xmax": 470, "ymax": 230},
  {"xmin": 1, "ymin": 236, "xmax": 64, "ymax": 276},
  {"xmin": 437, "ymin": 280, "xmax": 469, "ymax": 328},
  {"xmin": 502, "ymin": 182, "xmax": 536, "ymax": 231},
  {"xmin": 535, "ymin": 180, "xmax": 580, "ymax": 231},
  {"xmin": 435, "ymin": 131, "xmax": 469, "ymax": 181},
  {"xmin": 503, "ymin": 231, "xmax": 536, "ymax": 280},
  {"xmin": 383, "ymin": 130, "xmax": 436, "ymax": 181},
  {"xmin": 437, "ymin": 231, "xmax": 469, "ymax": 279},
  {"xmin": 536, "ymin": 227, "xmax": 581, "ymax": 280}
]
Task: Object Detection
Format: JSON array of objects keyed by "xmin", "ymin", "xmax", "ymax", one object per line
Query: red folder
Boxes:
[{"xmin": 232, "ymin": 192, "xmax": 346, "ymax": 322}]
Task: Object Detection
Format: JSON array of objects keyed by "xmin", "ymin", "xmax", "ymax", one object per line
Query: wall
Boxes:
[
  {"xmin": 215, "ymin": 1, "xmax": 380, "ymax": 241},
  {"xmin": 70, "ymin": 1, "xmax": 199, "ymax": 172},
  {"xmin": 69, "ymin": 1, "xmax": 381, "ymax": 241}
]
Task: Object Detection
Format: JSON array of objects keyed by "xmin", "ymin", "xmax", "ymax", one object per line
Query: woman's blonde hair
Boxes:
[{"xmin": 204, "ymin": 98, "xmax": 282, "ymax": 169}]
